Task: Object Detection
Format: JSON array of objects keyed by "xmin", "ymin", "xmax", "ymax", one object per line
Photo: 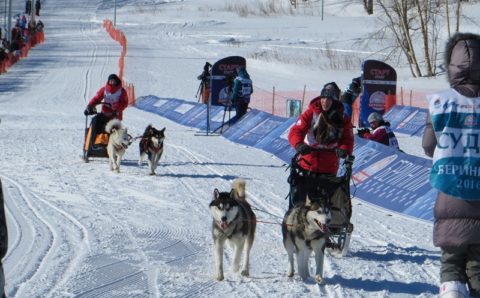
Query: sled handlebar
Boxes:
[{"xmin": 85, "ymin": 102, "xmax": 112, "ymax": 116}]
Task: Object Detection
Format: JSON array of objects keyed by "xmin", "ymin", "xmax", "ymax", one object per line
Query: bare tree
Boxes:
[
  {"xmin": 455, "ymin": 0, "xmax": 461, "ymax": 32},
  {"xmin": 446, "ymin": 0, "xmax": 451, "ymax": 37},
  {"xmin": 364, "ymin": 0, "xmax": 374, "ymax": 14},
  {"xmin": 376, "ymin": 0, "xmax": 449, "ymax": 77}
]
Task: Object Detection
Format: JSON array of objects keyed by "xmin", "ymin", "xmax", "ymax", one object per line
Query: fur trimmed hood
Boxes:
[{"xmin": 445, "ymin": 32, "xmax": 480, "ymax": 97}]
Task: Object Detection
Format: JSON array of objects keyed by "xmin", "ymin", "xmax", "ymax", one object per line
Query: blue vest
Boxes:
[{"xmin": 235, "ymin": 77, "xmax": 252, "ymax": 103}]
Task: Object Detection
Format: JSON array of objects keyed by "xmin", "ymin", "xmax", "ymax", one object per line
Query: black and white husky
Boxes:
[
  {"xmin": 105, "ymin": 119, "xmax": 131, "ymax": 173},
  {"xmin": 138, "ymin": 125, "xmax": 165, "ymax": 175},
  {"xmin": 209, "ymin": 179, "xmax": 256, "ymax": 281},
  {"xmin": 282, "ymin": 197, "xmax": 331, "ymax": 284}
]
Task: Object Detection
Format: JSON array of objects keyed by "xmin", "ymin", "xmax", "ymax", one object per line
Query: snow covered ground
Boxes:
[{"xmin": 1, "ymin": 0, "xmax": 479, "ymax": 297}]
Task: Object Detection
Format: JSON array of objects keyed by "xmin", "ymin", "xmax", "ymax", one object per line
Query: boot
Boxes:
[{"xmin": 439, "ymin": 281, "xmax": 469, "ymax": 298}]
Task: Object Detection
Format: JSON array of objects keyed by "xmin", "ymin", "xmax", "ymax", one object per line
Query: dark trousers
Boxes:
[
  {"xmin": 289, "ymin": 172, "xmax": 336, "ymax": 209},
  {"xmin": 441, "ymin": 245, "xmax": 480, "ymax": 296},
  {"xmin": 235, "ymin": 101, "xmax": 248, "ymax": 120},
  {"xmin": 0, "ymin": 263, "xmax": 5, "ymax": 298}
]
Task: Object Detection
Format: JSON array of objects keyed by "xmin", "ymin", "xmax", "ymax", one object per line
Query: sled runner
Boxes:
[
  {"xmin": 287, "ymin": 151, "xmax": 355, "ymax": 257},
  {"xmin": 82, "ymin": 103, "xmax": 111, "ymax": 162}
]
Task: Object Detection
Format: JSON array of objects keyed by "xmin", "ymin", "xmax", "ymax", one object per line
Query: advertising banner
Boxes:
[
  {"xmin": 210, "ymin": 56, "xmax": 246, "ymax": 106},
  {"xmin": 383, "ymin": 105, "xmax": 428, "ymax": 136},
  {"xmin": 351, "ymin": 137, "xmax": 434, "ymax": 221},
  {"xmin": 235, "ymin": 115, "xmax": 286, "ymax": 147},
  {"xmin": 360, "ymin": 60, "xmax": 397, "ymax": 127}
]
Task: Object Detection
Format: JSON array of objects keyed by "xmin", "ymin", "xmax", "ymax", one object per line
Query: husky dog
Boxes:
[
  {"xmin": 282, "ymin": 197, "xmax": 331, "ymax": 284},
  {"xmin": 138, "ymin": 125, "xmax": 165, "ymax": 175},
  {"xmin": 105, "ymin": 119, "xmax": 131, "ymax": 173},
  {"xmin": 209, "ymin": 179, "xmax": 256, "ymax": 281}
]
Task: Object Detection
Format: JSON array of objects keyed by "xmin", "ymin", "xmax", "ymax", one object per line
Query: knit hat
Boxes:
[
  {"xmin": 320, "ymin": 82, "xmax": 340, "ymax": 101},
  {"xmin": 367, "ymin": 112, "xmax": 383, "ymax": 123},
  {"xmin": 107, "ymin": 74, "xmax": 121, "ymax": 85}
]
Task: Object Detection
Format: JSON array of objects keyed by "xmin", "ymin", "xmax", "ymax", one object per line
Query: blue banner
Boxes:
[
  {"xmin": 351, "ymin": 137, "xmax": 434, "ymax": 221},
  {"xmin": 136, "ymin": 96, "xmax": 436, "ymax": 222},
  {"xmin": 383, "ymin": 105, "xmax": 428, "ymax": 136}
]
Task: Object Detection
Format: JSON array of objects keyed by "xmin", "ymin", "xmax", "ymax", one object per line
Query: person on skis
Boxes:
[
  {"xmin": 83, "ymin": 74, "xmax": 128, "ymax": 154},
  {"xmin": 287, "ymin": 82, "xmax": 354, "ymax": 209},
  {"xmin": 357, "ymin": 112, "xmax": 400, "ymax": 150}
]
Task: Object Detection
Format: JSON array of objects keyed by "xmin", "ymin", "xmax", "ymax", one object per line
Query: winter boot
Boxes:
[{"xmin": 439, "ymin": 281, "xmax": 469, "ymax": 298}]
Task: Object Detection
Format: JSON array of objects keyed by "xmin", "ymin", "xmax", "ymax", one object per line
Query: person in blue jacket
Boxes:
[
  {"xmin": 340, "ymin": 76, "xmax": 361, "ymax": 118},
  {"xmin": 231, "ymin": 65, "xmax": 253, "ymax": 122}
]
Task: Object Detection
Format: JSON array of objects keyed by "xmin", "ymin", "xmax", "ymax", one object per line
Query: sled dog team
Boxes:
[
  {"xmin": 102, "ymin": 122, "xmax": 333, "ymax": 283},
  {"xmin": 210, "ymin": 179, "xmax": 333, "ymax": 284},
  {"xmin": 104, "ymin": 119, "xmax": 166, "ymax": 175}
]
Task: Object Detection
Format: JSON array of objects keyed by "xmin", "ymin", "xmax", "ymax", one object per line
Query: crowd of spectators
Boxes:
[{"xmin": 0, "ymin": 13, "xmax": 44, "ymax": 74}]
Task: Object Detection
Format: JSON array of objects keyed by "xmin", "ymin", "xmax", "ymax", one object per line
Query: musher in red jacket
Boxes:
[
  {"xmin": 84, "ymin": 74, "xmax": 128, "ymax": 153},
  {"xmin": 287, "ymin": 82, "xmax": 354, "ymax": 209}
]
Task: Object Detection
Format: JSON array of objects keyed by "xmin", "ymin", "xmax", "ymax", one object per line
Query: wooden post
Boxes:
[
  {"xmin": 400, "ymin": 86, "xmax": 404, "ymax": 105},
  {"xmin": 272, "ymin": 86, "xmax": 275, "ymax": 115},
  {"xmin": 301, "ymin": 85, "xmax": 306, "ymax": 112}
]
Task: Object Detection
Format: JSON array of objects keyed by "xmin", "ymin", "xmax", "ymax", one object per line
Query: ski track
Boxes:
[{"xmin": 1, "ymin": 176, "xmax": 55, "ymax": 298}]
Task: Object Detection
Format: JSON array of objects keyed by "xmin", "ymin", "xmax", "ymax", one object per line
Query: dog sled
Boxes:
[
  {"xmin": 82, "ymin": 102, "xmax": 111, "ymax": 162},
  {"xmin": 287, "ymin": 151, "xmax": 355, "ymax": 257}
]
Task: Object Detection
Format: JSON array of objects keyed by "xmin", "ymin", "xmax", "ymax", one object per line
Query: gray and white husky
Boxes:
[
  {"xmin": 282, "ymin": 197, "xmax": 331, "ymax": 284},
  {"xmin": 105, "ymin": 119, "xmax": 131, "ymax": 173},
  {"xmin": 209, "ymin": 179, "xmax": 256, "ymax": 281}
]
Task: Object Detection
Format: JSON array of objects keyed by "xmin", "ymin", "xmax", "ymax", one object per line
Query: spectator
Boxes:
[
  {"xmin": 19, "ymin": 15, "xmax": 27, "ymax": 31},
  {"xmin": 422, "ymin": 32, "xmax": 480, "ymax": 298},
  {"xmin": 35, "ymin": 0, "xmax": 41, "ymax": 16},
  {"xmin": 28, "ymin": 21, "xmax": 36, "ymax": 45},
  {"xmin": 231, "ymin": 65, "xmax": 253, "ymax": 121},
  {"xmin": 25, "ymin": 0, "xmax": 32, "ymax": 15},
  {"xmin": 196, "ymin": 62, "xmax": 211, "ymax": 104},
  {"xmin": 340, "ymin": 76, "xmax": 362, "ymax": 118},
  {"xmin": 287, "ymin": 82, "xmax": 354, "ymax": 209},
  {"xmin": 0, "ymin": 180, "xmax": 8, "ymax": 298},
  {"xmin": 35, "ymin": 20, "xmax": 44, "ymax": 33},
  {"xmin": 84, "ymin": 74, "xmax": 129, "ymax": 151},
  {"xmin": 218, "ymin": 74, "xmax": 234, "ymax": 107},
  {"xmin": 357, "ymin": 112, "xmax": 400, "ymax": 150}
]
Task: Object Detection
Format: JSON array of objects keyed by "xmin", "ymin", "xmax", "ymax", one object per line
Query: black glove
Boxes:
[
  {"xmin": 357, "ymin": 127, "xmax": 370, "ymax": 137},
  {"xmin": 349, "ymin": 77, "xmax": 361, "ymax": 95},
  {"xmin": 296, "ymin": 143, "xmax": 313, "ymax": 155},
  {"xmin": 336, "ymin": 148, "xmax": 348, "ymax": 158},
  {"xmin": 84, "ymin": 105, "xmax": 94, "ymax": 116},
  {"xmin": 345, "ymin": 155, "xmax": 355, "ymax": 164}
]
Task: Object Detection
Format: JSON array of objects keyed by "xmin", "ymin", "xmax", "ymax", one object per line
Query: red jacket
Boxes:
[
  {"xmin": 363, "ymin": 123, "xmax": 399, "ymax": 149},
  {"xmin": 88, "ymin": 82, "xmax": 128, "ymax": 120},
  {"xmin": 363, "ymin": 127, "xmax": 388, "ymax": 145},
  {"xmin": 288, "ymin": 97, "xmax": 354, "ymax": 174}
]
